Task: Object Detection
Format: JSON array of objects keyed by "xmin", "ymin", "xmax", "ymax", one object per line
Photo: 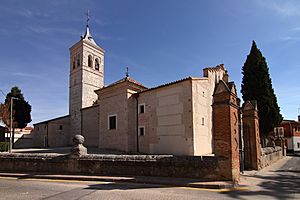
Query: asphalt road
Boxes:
[
  {"xmin": 0, "ymin": 155, "xmax": 299, "ymax": 200},
  {"xmin": 0, "ymin": 177, "xmax": 236, "ymax": 200}
]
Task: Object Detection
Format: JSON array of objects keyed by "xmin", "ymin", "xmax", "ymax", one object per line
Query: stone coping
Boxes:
[
  {"xmin": 261, "ymin": 146, "xmax": 282, "ymax": 155},
  {"xmin": 0, "ymin": 153, "xmax": 216, "ymax": 162}
]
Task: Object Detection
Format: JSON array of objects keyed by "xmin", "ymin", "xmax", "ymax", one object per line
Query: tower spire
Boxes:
[{"xmin": 81, "ymin": 10, "xmax": 97, "ymax": 46}]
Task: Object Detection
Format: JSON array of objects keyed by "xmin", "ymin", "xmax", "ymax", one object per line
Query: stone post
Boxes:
[
  {"xmin": 212, "ymin": 80, "xmax": 240, "ymax": 183},
  {"xmin": 242, "ymin": 101, "xmax": 261, "ymax": 170}
]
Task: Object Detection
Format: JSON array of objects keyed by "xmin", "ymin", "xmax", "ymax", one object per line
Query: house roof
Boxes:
[
  {"xmin": 282, "ymin": 119, "xmax": 300, "ymax": 125},
  {"xmin": 23, "ymin": 126, "xmax": 33, "ymax": 131}
]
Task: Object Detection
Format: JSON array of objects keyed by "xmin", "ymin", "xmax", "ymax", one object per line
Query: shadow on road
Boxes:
[
  {"xmin": 84, "ymin": 182, "xmax": 169, "ymax": 190},
  {"xmin": 222, "ymin": 171, "xmax": 299, "ymax": 200}
]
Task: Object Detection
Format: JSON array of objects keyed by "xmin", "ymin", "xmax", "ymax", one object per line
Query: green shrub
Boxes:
[{"xmin": 0, "ymin": 142, "xmax": 9, "ymax": 152}]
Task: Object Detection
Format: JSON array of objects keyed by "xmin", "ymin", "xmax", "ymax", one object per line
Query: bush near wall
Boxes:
[{"xmin": 0, "ymin": 142, "xmax": 9, "ymax": 152}]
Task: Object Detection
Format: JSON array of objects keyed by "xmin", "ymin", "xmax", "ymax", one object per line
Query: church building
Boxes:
[{"xmin": 33, "ymin": 20, "xmax": 232, "ymax": 156}]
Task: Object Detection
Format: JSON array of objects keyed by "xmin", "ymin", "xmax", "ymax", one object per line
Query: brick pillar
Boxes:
[
  {"xmin": 213, "ymin": 80, "xmax": 240, "ymax": 182},
  {"xmin": 242, "ymin": 101, "xmax": 261, "ymax": 170}
]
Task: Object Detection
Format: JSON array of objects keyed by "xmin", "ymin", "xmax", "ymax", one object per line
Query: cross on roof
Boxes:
[
  {"xmin": 86, "ymin": 10, "xmax": 90, "ymax": 26},
  {"xmin": 126, "ymin": 67, "xmax": 129, "ymax": 78}
]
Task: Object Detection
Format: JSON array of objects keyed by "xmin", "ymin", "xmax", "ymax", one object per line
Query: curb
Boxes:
[{"xmin": 0, "ymin": 172, "xmax": 233, "ymax": 189}]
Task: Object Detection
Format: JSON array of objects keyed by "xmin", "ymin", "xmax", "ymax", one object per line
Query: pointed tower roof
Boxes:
[
  {"xmin": 78, "ymin": 10, "xmax": 102, "ymax": 49},
  {"xmin": 82, "ymin": 24, "xmax": 97, "ymax": 46}
]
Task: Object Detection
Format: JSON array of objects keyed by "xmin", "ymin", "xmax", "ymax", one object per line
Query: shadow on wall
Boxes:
[{"xmin": 13, "ymin": 135, "xmax": 34, "ymax": 149}]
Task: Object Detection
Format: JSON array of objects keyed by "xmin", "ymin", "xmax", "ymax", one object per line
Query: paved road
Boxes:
[
  {"xmin": 0, "ymin": 156, "xmax": 299, "ymax": 200},
  {"xmin": 0, "ymin": 177, "xmax": 235, "ymax": 200}
]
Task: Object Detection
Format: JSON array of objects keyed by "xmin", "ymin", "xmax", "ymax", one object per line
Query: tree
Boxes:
[
  {"xmin": 241, "ymin": 41, "xmax": 283, "ymax": 143},
  {"xmin": 0, "ymin": 87, "xmax": 32, "ymax": 145}
]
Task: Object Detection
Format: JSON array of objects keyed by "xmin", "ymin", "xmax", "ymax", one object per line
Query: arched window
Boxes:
[
  {"xmin": 88, "ymin": 55, "xmax": 93, "ymax": 67},
  {"xmin": 95, "ymin": 58, "xmax": 100, "ymax": 70},
  {"xmin": 73, "ymin": 60, "xmax": 76, "ymax": 69}
]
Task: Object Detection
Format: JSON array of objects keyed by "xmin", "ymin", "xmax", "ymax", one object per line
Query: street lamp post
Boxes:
[{"xmin": 9, "ymin": 97, "xmax": 18, "ymax": 153}]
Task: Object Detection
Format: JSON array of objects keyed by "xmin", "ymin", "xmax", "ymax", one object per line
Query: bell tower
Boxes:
[{"xmin": 69, "ymin": 12, "xmax": 104, "ymax": 141}]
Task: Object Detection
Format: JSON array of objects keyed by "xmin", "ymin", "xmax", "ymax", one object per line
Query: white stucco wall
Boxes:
[{"xmin": 138, "ymin": 80, "xmax": 194, "ymax": 156}]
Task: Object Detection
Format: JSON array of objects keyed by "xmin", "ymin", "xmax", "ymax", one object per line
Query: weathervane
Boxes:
[{"xmin": 86, "ymin": 10, "xmax": 90, "ymax": 26}]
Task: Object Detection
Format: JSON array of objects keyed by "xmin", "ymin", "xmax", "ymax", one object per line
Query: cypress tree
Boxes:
[{"xmin": 241, "ymin": 41, "xmax": 282, "ymax": 140}]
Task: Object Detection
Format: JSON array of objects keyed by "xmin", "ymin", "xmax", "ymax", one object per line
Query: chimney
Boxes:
[{"xmin": 298, "ymin": 115, "xmax": 300, "ymax": 122}]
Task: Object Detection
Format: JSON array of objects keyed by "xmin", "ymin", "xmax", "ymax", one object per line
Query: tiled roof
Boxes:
[
  {"xmin": 282, "ymin": 119, "xmax": 300, "ymax": 124},
  {"xmin": 139, "ymin": 76, "xmax": 206, "ymax": 94},
  {"xmin": 34, "ymin": 115, "xmax": 70, "ymax": 125},
  {"xmin": 95, "ymin": 76, "xmax": 148, "ymax": 93},
  {"xmin": 23, "ymin": 126, "xmax": 33, "ymax": 131},
  {"xmin": 107, "ymin": 77, "xmax": 146, "ymax": 88}
]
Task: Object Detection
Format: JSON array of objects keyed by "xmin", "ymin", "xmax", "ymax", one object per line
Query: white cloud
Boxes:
[
  {"xmin": 16, "ymin": 8, "xmax": 49, "ymax": 18},
  {"xmin": 290, "ymin": 27, "xmax": 300, "ymax": 32},
  {"xmin": 280, "ymin": 36, "xmax": 300, "ymax": 41},
  {"xmin": 27, "ymin": 26, "xmax": 81, "ymax": 36},
  {"xmin": 11, "ymin": 72, "xmax": 41, "ymax": 78},
  {"xmin": 257, "ymin": 0, "xmax": 300, "ymax": 17}
]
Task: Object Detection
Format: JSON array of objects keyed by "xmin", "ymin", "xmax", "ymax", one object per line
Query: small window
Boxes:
[
  {"xmin": 202, "ymin": 117, "xmax": 205, "ymax": 126},
  {"xmin": 108, "ymin": 115, "xmax": 117, "ymax": 130},
  {"xmin": 73, "ymin": 60, "xmax": 76, "ymax": 69},
  {"xmin": 88, "ymin": 55, "xmax": 93, "ymax": 67},
  {"xmin": 77, "ymin": 57, "xmax": 80, "ymax": 67},
  {"xmin": 139, "ymin": 126, "xmax": 145, "ymax": 136},
  {"xmin": 59, "ymin": 125, "xmax": 63, "ymax": 130},
  {"xmin": 139, "ymin": 104, "xmax": 145, "ymax": 114},
  {"xmin": 297, "ymin": 143, "xmax": 300, "ymax": 149},
  {"xmin": 95, "ymin": 58, "xmax": 100, "ymax": 70}
]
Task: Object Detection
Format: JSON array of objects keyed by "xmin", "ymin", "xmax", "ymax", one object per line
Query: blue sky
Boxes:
[{"xmin": 0, "ymin": 0, "xmax": 299, "ymax": 124}]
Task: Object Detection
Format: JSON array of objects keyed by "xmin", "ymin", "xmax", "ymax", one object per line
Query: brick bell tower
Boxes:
[{"xmin": 69, "ymin": 12, "xmax": 104, "ymax": 143}]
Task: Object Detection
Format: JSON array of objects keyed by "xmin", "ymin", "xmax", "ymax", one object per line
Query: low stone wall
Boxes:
[
  {"xmin": 0, "ymin": 153, "xmax": 223, "ymax": 180},
  {"xmin": 260, "ymin": 146, "xmax": 283, "ymax": 168}
]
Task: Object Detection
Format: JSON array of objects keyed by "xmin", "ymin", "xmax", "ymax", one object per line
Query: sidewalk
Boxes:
[
  {"xmin": 240, "ymin": 156, "xmax": 291, "ymax": 188},
  {"xmin": 0, "ymin": 172, "xmax": 234, "ymax": 189}
]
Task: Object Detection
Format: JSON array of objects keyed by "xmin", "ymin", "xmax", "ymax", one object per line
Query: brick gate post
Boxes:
[
  {"xmin": 212, "ymin": 80, "xmax": 240, "ymax": 182},
  {"xmin": 242, "ymin": 101, "xmax": 261, "ymax": 170}
]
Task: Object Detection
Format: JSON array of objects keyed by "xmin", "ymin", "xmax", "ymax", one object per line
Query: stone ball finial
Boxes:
[
  {"xmin": 70, "ymin": 134, "xmax": 87, "ymax": 157},
  {"xmin": 73, "ymin": 134, "xmax": 85, "ymax": 145}
]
